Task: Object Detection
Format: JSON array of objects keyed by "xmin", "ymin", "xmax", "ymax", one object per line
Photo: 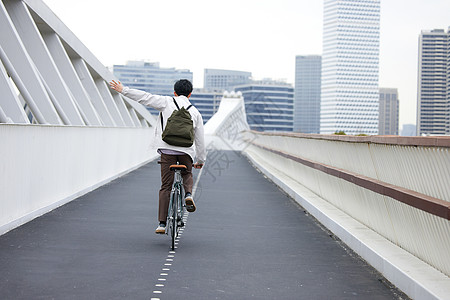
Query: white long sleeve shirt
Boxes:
[{"xmin": 121, "ymin": 86, "xmax": 206, "ymax": 164}]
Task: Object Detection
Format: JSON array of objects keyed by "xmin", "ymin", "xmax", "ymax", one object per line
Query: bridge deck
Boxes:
[{"xmin": 0, "ymin": 151, "xmax": 405, "ymax": 299}]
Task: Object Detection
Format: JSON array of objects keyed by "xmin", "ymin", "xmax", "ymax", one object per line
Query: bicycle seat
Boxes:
[{"xmin": 170, "ymin": 164, "xmax": 187, "ymax": 171}]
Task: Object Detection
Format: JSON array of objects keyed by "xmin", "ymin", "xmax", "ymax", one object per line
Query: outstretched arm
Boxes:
[
  {"xmin": 109, "ymin": 80, "xmax": 123, "ymax": 93},
  {"xmin": 108, "ymin": 80, "xmax": 168, "ymax": 111}
]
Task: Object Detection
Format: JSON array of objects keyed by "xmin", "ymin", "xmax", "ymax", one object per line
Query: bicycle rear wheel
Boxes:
[{"xmin": 171, "ymin": 189, "xmax": 178, "ymax": 251}]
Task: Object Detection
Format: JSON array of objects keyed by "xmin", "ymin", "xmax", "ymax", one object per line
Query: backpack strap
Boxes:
[
  {"xmin": 172, "ymin": 97, "xmax": 180, "ymax": 110},
  {"xmin": 174, "ymin": 97, "xmax": 193, "ymax": 110},
  {"xmin": 161, "ymin": 98, "xmax": 180, "ymax": 131}
]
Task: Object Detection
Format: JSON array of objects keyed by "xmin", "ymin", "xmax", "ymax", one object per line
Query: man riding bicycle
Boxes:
[{"xmin": 109, "ymin": 79, "xmax": 206, "ymax": 234}]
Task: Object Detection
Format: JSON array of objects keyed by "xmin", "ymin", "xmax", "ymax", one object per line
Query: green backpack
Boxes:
[{"xmin": 160, "ymin": 98, "xmax": 195, "ymax": 147}]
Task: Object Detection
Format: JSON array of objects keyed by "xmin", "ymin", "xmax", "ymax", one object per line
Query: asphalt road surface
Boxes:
[{"xmin": 0, "ymin": 151, "xmax": 407, "ymax": 299}]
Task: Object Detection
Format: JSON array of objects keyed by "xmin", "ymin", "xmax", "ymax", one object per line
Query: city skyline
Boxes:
[{"xmin": 42, "ymin": 0, "xmax": 450, "ymax": 130}]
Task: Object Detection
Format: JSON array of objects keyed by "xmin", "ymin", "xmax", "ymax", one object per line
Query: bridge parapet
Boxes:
[
  {"xmin": 243, "ymin": 131, "xmax": 450, "ymax": 299},
  {"xmin": 0, "ymin": 0, "xmax": 158, "ymax": 234}
]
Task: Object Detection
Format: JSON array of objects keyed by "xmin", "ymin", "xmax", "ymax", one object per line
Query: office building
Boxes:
[
  {"xmin": 379, "ymin": 88, "xmax": 399, "ymax": 135},
  {"xmin": 401, "ymin": 124, "xmax": 416, "ymax": 137},
  {"xmin": 204, "ymin": 69, "xmax": 252, "ymax": 91},
  {"xmin": 113, "ymin": 61, "xmax": 193, "ymax": 114},
  {"xmin": 417, "ymin": 28, "xmax": 450, "ymax": 135},
  {"xmin": 321, "ymin": 0, "xmax": 380, "ymax": 135},
  {"xmin": 234, "ymin": 80, "xmax": 294, "ymax": 132},
  {"xmin": 294, "ymin": 55, "xmax": 322, "ymax": 133},
  {"xmin": 189, "ymin": 89, "xmax": 223, "ymax": 123}
]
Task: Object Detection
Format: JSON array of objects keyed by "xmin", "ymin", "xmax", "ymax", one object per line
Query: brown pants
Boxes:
[{"xmin": 159, "ymin": 153, "xmax": 193, "ymax": 222}]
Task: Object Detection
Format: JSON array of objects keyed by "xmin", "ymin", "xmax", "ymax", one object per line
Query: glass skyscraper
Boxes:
[
  {"xmin": 417, "ymin": 28, "xmax": 450, "ymax": 136},
  {"xmin": 379, "ymin": 88, "xmax": 399, "ymax": 135},
  {"xmin": 235, "ymin": 80, "xmax": 294, "ymax": 132},
  {"xmin": 294, "ymin": 55, "xmax": 322, "ymax": 133},
  {"xmin": 189, "ymin": 89, "xmax": 223, "ymax": 123},
  {"xmin": 204, "ymin": 69, "xmax": 252, "ymax": 91},
  {"xmin": 113, "ymin": 61, "xmax": 193, "ymax": 114},
  {"xmin": 321, "ymin": 0, "xmax": 380, "ymax": 135}
]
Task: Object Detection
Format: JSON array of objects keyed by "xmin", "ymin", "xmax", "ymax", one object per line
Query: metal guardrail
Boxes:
[{"xmin": 243, "ymin": 131, "xmax": 450, "ymax": 278}]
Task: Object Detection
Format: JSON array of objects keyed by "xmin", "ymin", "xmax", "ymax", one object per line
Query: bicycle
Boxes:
[{"xmin": 166, "ymin": 164, "xmax": 187, "ymax": 250}]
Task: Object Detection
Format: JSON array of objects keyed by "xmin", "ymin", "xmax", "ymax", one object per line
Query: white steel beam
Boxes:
[
  {"xmin": 42, "ymin": 33, "xmax": 103, "ymax": 126},
  {"xmin": 95, "ymin": 79, "xmax": 125, "ymax": 127},
  {"xmin": 111, "ymin": 92, "xmax": 135, "ymax": 127},
  {"xmin": 0, "ymin": 1, "xmax": 60, "ymax": 124},
  {"xmin": 122, "ymin": 96, "xmax": 157, "ymax": 128},
  {"xmin": 3, "ymin": 0, "xmax": 84, "ymax": 125},
  {"xmin": 0, "ymin": 58, "xmax": 29, "ymax": 123},
  {"xmin": 127, "ymin": 105, "xmax": 140, "ymax": 127},
  {"xmin": 72, "ymin": 58, "xmax": 115, "ymax": 126}
]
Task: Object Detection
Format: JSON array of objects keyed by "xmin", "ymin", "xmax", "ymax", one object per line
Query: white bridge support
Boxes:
[
  {"xmin": 206, "ymin": 96, "xmax": 450, "ymax": 299},
  {"xmin": 0, "ymin": 0, "xmax": 157, "ymax": 234},
  {"xmin": 0, "ymin": 0, "xmax": 155, "ymax": 128},
  {"xmin": 204, "ymin": 91, "xmax": 250, "ymax": 150}
]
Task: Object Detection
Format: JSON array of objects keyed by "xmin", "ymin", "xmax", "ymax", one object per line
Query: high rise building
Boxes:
[
  {"xmin": 189, "ymin": 89, "xmax": 223, "ymax": 123},
  {"xmin": 294, "ymin": 55, "xmax": 322, "ymax": 133},
  {"xmin": 401, "ymin": 124, "xmax": 416, "ymax": 137},
  {"xmin": 234, "ymin": 80, "xmax": 294, "ymax": 132},
  {"xmin": 417, "ymin": 28, "xmax": 450, "ymax": 136},
  {"xmin": 113, "ymin": 61, "xmax": 193, "ymax": 114},
  {"xmin": 321, "ymin": 0, "xmax": 380, "ymax": 135},
  {"xmin": 379, "ymin": 88, "xmax": 399, "ymax": 135},
  {"xmin": 204, "ymin": 69, "xmax": 252, "ymax": 91}
]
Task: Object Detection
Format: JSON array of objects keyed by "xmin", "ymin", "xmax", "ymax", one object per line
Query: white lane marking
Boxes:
[{"xmin": 150, "ymin": 163, "xmax": 204, "ymax": 299}]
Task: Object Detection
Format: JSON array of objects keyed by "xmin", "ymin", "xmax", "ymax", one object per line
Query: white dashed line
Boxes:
[{"xmin": 150, "ymin": 166, "xmax": 204, "ymax": 299}]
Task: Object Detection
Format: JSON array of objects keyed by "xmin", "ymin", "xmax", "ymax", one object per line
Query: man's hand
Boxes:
[
  {"xmin": 109, "ymin": 80, "xmax": 123, "ymax": 93},
  {"xmin": 193, "ymin": 163, "xmax": 203, "ymax": 169}
]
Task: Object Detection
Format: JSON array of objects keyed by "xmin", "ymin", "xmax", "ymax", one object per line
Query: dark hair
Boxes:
[{"xmin": 174, "ymin": 79, "xmax": 193, "ymax": 97}]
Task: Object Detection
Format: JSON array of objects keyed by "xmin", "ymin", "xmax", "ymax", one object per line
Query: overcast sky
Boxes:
[{"xmin": 42, "ymin": 0, "xmax": 450, "ymax": 129}]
